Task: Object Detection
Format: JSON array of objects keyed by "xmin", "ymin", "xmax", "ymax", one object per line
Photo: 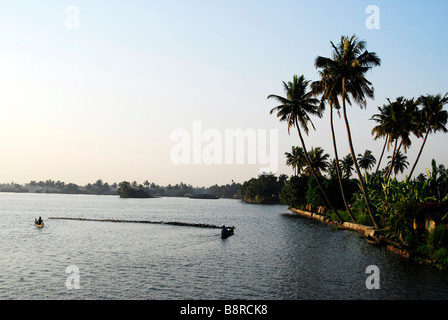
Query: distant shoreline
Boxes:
[
  {"xmin": 0, "ymin": 189, "xmax": 240, "ymax": 200},
  {"xmin": 0, "ymin": 179, "xmax": 242, "ymax": 199}
]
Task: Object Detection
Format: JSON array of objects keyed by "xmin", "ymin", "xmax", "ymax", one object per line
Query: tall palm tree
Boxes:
[
  {"xmin": 358, "ymin": 150, "xmax": 376, "ymax": 174},
  {"xmin": 383, "ymin": 97, "xmax": 418, "ymax": 179},
  {"xmin": 312, "ymin": 61, "xmax": 357, "ymax": 222},
  {"xmin": 371, "ymin": 97, "xmax": 418, "ymax": 177},
  {"xmin": 285, "ymin": 146, "xmax": 306, "ymax": 176},
  {"xmin": 371, "ymin": 103, "xmax": 393, "ymax": 174},
  {"xmin": 305, "ymin": 147, "xmax": 329, "ymax": 177},
  {"xmin": 408, "ymin": 93, "xmax": 448, "ymax": 178},
  {"xmin": 268, "ymin": 75, "xmax": 343, "ymax": 221},
  {"xmin": 327, "ymin": 158, "xmax": 338, "ymax": 178},
  {"xmin": 387, "ymin": 151, "xmax": 409, "ymax": 177},
  {"xmin": 340, "ymin": 154, "xmax": 354, "ymax": 180},
  {"xmin": 315, "ymin": 35, "xmax": 381, "ymax": 228}
]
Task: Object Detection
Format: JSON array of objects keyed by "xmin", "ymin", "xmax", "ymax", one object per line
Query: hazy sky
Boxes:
[{"xmin": 1, "ymin": 1, "xmax": 447, "ymax": 187}]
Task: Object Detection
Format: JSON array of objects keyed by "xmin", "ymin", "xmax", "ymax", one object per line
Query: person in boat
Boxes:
[
  {"xmin": 221, "ymin": 225, "xmax": 229, "ymax": 236},
  {"xmin": 36, "ymin": 217, "xmax": 43, "ymax": 225}
]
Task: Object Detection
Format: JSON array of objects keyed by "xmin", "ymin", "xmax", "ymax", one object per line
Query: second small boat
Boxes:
[
  {"xmin": 221, "ymin": 226, "xmax": 234, "ymax": 239},
  {"xmin": 366, "ymin": 235, "xmax": 380, "ymax": 246}
]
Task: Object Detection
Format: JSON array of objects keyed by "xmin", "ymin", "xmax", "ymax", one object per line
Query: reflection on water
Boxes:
[{"xmin": 1, "ymin": 192, "xmax": 448, "ymax": 299}]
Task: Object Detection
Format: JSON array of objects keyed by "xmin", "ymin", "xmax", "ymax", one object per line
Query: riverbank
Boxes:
[{"xmin": 289, "ymin": 208, "xmax": 413, "ymax": 259}]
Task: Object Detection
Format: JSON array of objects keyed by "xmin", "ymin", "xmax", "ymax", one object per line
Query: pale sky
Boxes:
[{"xmin": 0, "ymin": 1, "xmax": 447, "ymax": 187}]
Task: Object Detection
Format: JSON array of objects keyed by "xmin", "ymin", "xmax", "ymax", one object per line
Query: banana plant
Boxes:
[{"xmin": 422, "ymin": 159, "xmax": 448, "ymax": 202}]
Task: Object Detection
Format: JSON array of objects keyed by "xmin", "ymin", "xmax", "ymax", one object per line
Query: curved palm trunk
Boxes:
[
  {"xmin": 330, "ymin": 106, "xmax": 357, "ymax": 222},
  {"xmin": 386, "ymin": 139, "xmax": 403, "ymax": 179},
  {"xmin": 408, "ymin": 125, "xmax": 431, "ymax": 179},
  {"xmin": 341, "ymin": 96, "xmax": 381, "ymax": 229},
  {"xmin": 386, "ymin": 140, "xmax": 405, "ymax": 179},
  {"xmin": 295, "ymin": 118, "xmax": 344, "ymax": 222},
  {"xmin": 385, "ymin": 139, "xmax": 397, "ymax": 179},
  {"xmin": 375, "ymin": 135, "xmax": 388, "ymax": 174}
]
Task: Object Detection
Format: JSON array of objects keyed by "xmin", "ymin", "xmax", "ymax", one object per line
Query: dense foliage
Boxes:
[
  {"xmin": 118, "ymin": 181, "xmax": 152, "ymax": 198},
  {"xmin": 279, "ymin": 174, "xmax": 358, "ymax": 212},
  {"xmin": 239, "ymin": 174, "xmax": 287, "ymax": 204},
  {"xmin": 264, "ymin": 34, "xmax": 448, "ymax": 268}
]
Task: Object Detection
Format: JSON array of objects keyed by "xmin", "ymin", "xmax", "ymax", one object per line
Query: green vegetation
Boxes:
[
  {"xmin": 118, "ymin": 181, "xmax": 152, "ymax": 198},
  {"xmin": 240, "ymin": 156, "xmax": 448, "ymax": 268},
  {"xmin": 239, "ymin": 174, "xmax": 287, "ymax": 204},
  {"xmin": 258, "ymin": 34, "xmax": 448, "ymax": 269},
  {"xmin": 278, "ymin": 156, "xmax": 359, "ymax": 214}
]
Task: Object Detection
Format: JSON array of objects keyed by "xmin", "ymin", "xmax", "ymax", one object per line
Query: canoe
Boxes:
[
  {"xmin": 366, "ymin": 235, "xmax": 380, "ymax": 246},
  {"xmin": 221, "ymin": 227, "xmax": 234, "ymax": 239},
  {"xmin": 34, "ymin": 221, "xmax": 44, "ymax": 228}
]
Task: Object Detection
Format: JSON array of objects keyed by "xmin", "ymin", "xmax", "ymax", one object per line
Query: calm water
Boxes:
[{"xmin": 1, "ymin": 192, "xmax": 448, "ymax": 300}]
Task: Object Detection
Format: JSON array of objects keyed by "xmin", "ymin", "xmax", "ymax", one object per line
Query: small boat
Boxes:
[
  {"xmin": 221, "ymin": 227, "xmax": 234, "ymax": 239},
  {"xmin": 34, "ymin": 219, "xmax": 44, "ymax": 228},
  {"xmin": 366, "ymin": 235, "xmax": 380, "ymax": 246}
]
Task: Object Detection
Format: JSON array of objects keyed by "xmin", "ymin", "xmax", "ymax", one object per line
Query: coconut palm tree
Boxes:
[
  {"xmin": 285, "ymin": 146, "xmax": 306, "ymax": 176},
  {"xmin": 371, "ymin": 103, "xmax": 393, "ymax": 174},
  {"xmin": 315, "ymin": 35, "xmax": 381, "ymax": 229},
  {"xmin": 340, "ymin": 154, "xmax": 354, "ymax": 180},
  {"xmin": 408, "ymin": 93, "xmax": 448, "ymax": 179},
  {"xmin": 358, "ymin": 150, "xmax": 376, "ymax": 174},
  {"xmin": 327, "ymin": 158, "xmax": 338, "ymax": 178},
  {"xmin": 305, "ymin": 147, "xmax": 329, "ymax": 177},
  {"xmin": 383, "ymin": 97, "xmax": 418, "ymax": 179},
  {"xmin": 311, "ymin": 61, "xmax": 357, "ymax": 222},
  {"xmin": 371, "ymin": 97, "xmax": 418, "ymax": 178},
  {"xmin": 268, "ymin": 75, "xmax": 343, "ymax": 221},
  {"xmin": 387, "ymin": 151, "xmax": 409, "ymax": 177}
]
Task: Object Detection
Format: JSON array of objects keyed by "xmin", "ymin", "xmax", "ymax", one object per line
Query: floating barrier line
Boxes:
[{"xmin": 48, "ymin": 217, "xmax": 233, "ymax": 229}]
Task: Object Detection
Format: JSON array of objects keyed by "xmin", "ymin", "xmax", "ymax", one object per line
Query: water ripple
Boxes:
[{"xmin": 1, "ymin": 193, "xmax": 448, "ymax": 299}]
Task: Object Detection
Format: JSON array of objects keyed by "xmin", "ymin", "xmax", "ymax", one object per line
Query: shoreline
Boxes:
[{"xmin": 289, "ymin": 208, "xmax": 413, "ymax": 259}]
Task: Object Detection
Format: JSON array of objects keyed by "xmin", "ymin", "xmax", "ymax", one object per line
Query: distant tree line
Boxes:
[
  {"xmin": 0, "ymin": 179, "xmax": 242, "ymax": 199},
  {"xmin": 0, "ymin": 179, "xmax": 119, "ymax": 195}
]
